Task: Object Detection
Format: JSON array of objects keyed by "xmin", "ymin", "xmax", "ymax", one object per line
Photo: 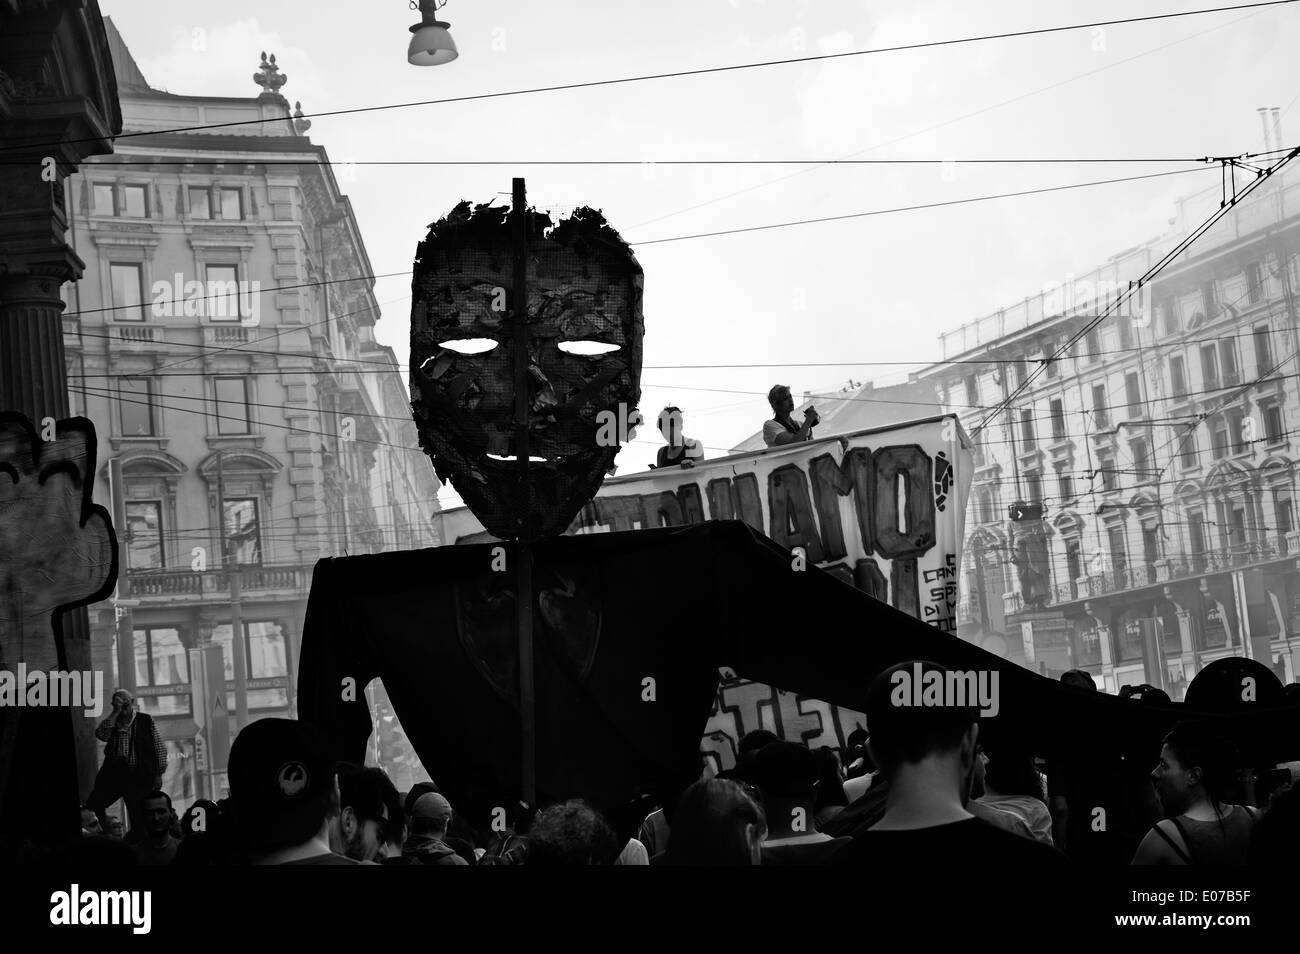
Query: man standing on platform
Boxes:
[
  {"xmin": 85, "ymin": 689, "xmax": 166, "ymax": 836},
  {"xmin": 763, "ymin": 385, "xmax": 819, "ymax": 447}
]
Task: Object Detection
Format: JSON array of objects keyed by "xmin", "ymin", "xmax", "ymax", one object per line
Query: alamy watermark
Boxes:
[
  {"xmin": 50, "ymin": 885, "xmax": 151, "ymax": 934},
  {"xmin": 0, "ymin": 665, "xmax": 104, "ymax": 717},
  {"xmin": 889, "ymin": 662, "xmax": 1000, "ymax": 717},
  {"xmin": 1043, "ymin": 275, "xmax": 1149, "ymax": 324},
  {"xmin": 150, "ymin": 272, "xmax": 261, "ymax": 326}
]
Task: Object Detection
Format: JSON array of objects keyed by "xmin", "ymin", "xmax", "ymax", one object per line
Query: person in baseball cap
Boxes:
[
  {"xmin": 227, "ymin": 718, "xmax": 358, "ymax": 865},
  {"xmin": 395, "ymin": 792, "xmax": 468, "ymax": 866}
]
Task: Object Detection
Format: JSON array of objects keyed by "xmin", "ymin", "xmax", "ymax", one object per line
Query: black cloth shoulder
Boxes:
[{"xmin": 830, "ymin": 817, "xmax": 1068, "ymax": 867}]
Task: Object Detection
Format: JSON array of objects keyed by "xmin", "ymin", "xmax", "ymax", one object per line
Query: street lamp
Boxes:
[{"xmin": 408, "ymin": 0, "xmax": 458, "ymax": 66}]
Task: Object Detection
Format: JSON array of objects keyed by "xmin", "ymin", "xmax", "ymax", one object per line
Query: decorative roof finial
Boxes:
[
  {"xmin": 253, "ymin": 51, "xmax": 288, "ymax": 96},
  {"xmin": 293, "ymin": 101, "xmax": 312, "ymax": 136}
]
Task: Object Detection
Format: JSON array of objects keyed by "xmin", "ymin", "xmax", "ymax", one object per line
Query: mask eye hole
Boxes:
[
  {"xmin": 438, "ymin": 338, "xmax": 498, "ymax": 355},
  {"xmin": 558, "ymin": 340, "xmax": 620, "ymax": 356}
]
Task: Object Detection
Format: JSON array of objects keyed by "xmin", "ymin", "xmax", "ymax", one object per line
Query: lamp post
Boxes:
[{"xmin": 408, "ymin": 0, "xmax": 458, "ymax": 66}]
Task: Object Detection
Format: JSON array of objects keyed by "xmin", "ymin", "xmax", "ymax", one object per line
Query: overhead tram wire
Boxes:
[
  {"xmin": 973, "ymin": 145, "xmax": 1300, "ymax": 438},
  {"xmin": 630, "ymin": 168, "xmax": 1212, "ymax": 245},
  {"xmin": 65, "ymin": 317, "xmax": 1298, "ymax": 380},
  {"xmin": 24, "ymin": 155, "xmax": 1253, "ymax": 167},
  {"xmin": 3, "ymin": 0, "xmax": 1294, "ymax": 155},
  {"xmin": 627, "ymin": 9, "xmax": 1287, "ymax": 232}
]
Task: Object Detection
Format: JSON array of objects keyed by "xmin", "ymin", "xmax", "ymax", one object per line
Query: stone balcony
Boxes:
[{"xmin": 128, "ymin": 563, "xmax": 310, "ymax": 602}]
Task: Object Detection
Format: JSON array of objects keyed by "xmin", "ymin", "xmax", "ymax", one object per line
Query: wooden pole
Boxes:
[{"xmin": 511, "ymin": 177, "xmax": 537, "ymax": 806}]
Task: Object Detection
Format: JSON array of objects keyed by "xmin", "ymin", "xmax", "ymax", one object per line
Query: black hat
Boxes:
[{"xmin": 228, "ymin": 718, "xmax": 334, "ymax": 835}]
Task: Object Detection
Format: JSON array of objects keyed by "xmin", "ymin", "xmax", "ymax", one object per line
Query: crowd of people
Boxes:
[{"xmin": 60, "ymin": 660, "xmax": 1299, "ymax": 867}]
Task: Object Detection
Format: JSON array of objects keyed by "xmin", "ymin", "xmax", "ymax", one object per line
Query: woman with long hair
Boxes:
[
  {"xmin": 1132, "ymin": 721, "xmax": 1259, "ymax": 865},
  {"xmin": 660, "ymin": 779, "xmax": 766, "ymax": 866}
]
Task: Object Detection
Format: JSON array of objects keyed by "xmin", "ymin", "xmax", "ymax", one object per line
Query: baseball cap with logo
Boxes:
[{"xmin": 228, "ymin": 718, "xmax": 336, "ymax": 850}]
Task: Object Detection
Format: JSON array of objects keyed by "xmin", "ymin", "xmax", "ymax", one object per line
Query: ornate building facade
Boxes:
[
  {"xmin": 919, "ymin": 153, "xmax": 1300, "ymax": 698},
  {"xmin": 65, "ymin": 20, "xmax": 439, "ymax": 810}
]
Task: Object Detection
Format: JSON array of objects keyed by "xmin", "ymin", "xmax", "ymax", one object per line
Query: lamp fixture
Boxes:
[{"xmin": 408, "ymin": 0, "xmax": 458, "ymax": 66}]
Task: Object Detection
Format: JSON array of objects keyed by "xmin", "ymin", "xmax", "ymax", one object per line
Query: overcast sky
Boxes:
[{"xmin": 100, "ymin": 0, "xmax": 1300, "ymax": 508}]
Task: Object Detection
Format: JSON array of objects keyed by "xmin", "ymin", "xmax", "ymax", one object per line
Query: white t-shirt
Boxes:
[{"xmin": 614, "ymin": 838, "xmax": 649, "ymax": 865}]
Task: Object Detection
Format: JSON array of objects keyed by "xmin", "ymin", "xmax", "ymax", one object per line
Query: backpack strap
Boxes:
[{"xmin": 1153, "ymin": 819, "xmax": 1193, "ymax": 865}]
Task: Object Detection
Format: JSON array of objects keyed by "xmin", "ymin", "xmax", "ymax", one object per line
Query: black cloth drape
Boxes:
[{"xmin": 298, "ymin": 521, "xmax": 1300, "ymax": 844}]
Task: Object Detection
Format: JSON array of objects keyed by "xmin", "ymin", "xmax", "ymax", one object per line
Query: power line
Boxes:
[
  {"xmin": 974, "ymin": 146, "xmax": 1300, "ymax": 436},
  {"xmin": 6, "ymin": 0, "xmax": 1292, "ymax": 154},
  {"xmin": 628, "ymin": 7, "xmax": 1281, "ymax": 232},
  {"xmin": 43, "ymin": 154, "xmax": 1265, "ymax": 167},
  {"xmin": 65, "ymin": 318, "xmax": 1295, "ymax": 382},
  {"xmin": 632, "ymin": 168, "xmax": 1211, "ymax": 245}
]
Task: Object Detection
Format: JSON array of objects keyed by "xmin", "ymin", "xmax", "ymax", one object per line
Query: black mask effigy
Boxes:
[{"xmin": 410, "ymin": 203, "xmax": 644, "ymax": 541}]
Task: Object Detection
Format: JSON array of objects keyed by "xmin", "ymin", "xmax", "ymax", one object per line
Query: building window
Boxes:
[
  {"xmin": 1169, "ymin": 355, "xmax": 1187, "ymax": 397},
  {"xmin": 1264, "ymin": 403, "xmax": 1284, "ymax": 444},
  {"xmin": 1097, "ymin": 449, "xmax": 1117, "ymax": 492},
  {"xmin": 121, "ymin": 184, "xmax": 148, "ymax": 218},
  {"xmin": 1219, "ymin": 340, "xmax": 1239, "ymax": 387},
  {"xmin": 1275, "ymin": 488, "xmax": 1294, "ymax": 546},
  {"xmin": 1188, "ymin": 512, "xmax": 1207, "ymax": 571},
  {"xmin": 1211, "ymin": 415, "xmax": 1230, "ymax": 459},
  {"xmin": 1179, "ymin": 429, "xmax": 1198, "ymax": 470},
  {"xmin": 1202, "ymin": 280, "xmax": 1218, "ymax": 315},
  {"xmin": 1201, "ymin": 343, "xmax": 1220, "ymax": 390},
  {"xmin": 1057, "ymin": 464, "xmax": 1074, "ymax": 502},
  {"xmin": 1085, "ymin": 329, "xmax": 1101, "ymax": 362},
  {"xmin": 1157, "ymin": 300, "xmax": 1177, "ymax": 337},
  {"xmin": 214, "ymin": 377, "xmax": 252, "ymax": 434},
  {"xmin": 213, "ymin": 621, "xmax": 289, "ymax": 710},
  {"xmin": 1254, "ymin": 324, "xmax": 1273, "ymax": 374},
  {"xmin": 92, "ymin": 183, "xmax": 115, "ymax": 215},
  {"xmin": 1065, "ymin": 537, "xmax": 1082, "ymax": 580},
  {"xmin": 189, "ymin": 186, "xmax": 212, "ymax": 219},
  {"xmin": 1091, "ymin": 384, "xmax": 1108, "ymax": 428},
  {"xmin": 1025, "ymin": 470, "xmax": 1043, "ymax": 504},
  {"xmin": 1044, "ymin": 352, "xmax": 1058, "ymax": 379},
  {"xmin": 223, "ymin": 497, "xmax": 262, "ymax": 565},
  {"xmin": 1118, "ymin": 317, "xmax": 1133, "ymax": 350},
  {"xmin": 118, "ymin": 377, "xmax": 156, "ymax": 436},
  {"xmin": 1050, "ymin": 398, "xmax": 1066, "ymax": 441},
  {"xmin": 1107, "ymin": 524, "xmax": 1128, "ymax": 577},
  {"xmin": 1020, "ymin": 409, "xmax": 1036, "ymax": 451},
  {"xmin": 125, "ymin": 500, "xmax": 164, "ymax": 569},
  {"xmin": 219, "ymin": 188, "xmax": 243, "ymax": 220},
  {"xmin": 205, "ymin": 264, "xmax": 241, "ymax": 322},
  {"xmin": 1142, "ymin": 523, "xmax": 1160, "ymax": 573},
  {"xmin": 1245, "ymin": 262, "xmax": 1263, "ymax": 304},
  {"xmin": 1130, "ymin": 437, "xmax": 1151, "ymax": 476},
  {"xmin": 1117, "ymin": 619, "xmax": 1144, "ymax": 662},
  {"xmin": 1125, "ymin": 372, "xmax": 1142, "ymax": 419},
  {"xmin": 1226, "ymin": 408, "xmax": 1246, "ymax": 454},
  {"xmin": 132, "ymin": 627, "xmax": 190, "ymax": 716},
  {"xmin": 964, "ymin": 375, "xmax": 978, "ymax": 407},
  {"xmin": 109, "ymin": 262, "xmax": 145, "ymax": 321}
]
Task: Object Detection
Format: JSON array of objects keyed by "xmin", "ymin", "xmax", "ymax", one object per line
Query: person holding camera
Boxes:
[
  {"xmin": 85, "ymin": 689, "xmax": 167, "ymax": 838},
  {"xmin": 763, "ymin": 384, "xmax": 819, "ymax": 447}
]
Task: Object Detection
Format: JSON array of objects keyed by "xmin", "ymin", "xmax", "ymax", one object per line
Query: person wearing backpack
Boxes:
[{"xmin": 1132, "ymin": 721, "xmax": 1260, "ymax": 865}]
